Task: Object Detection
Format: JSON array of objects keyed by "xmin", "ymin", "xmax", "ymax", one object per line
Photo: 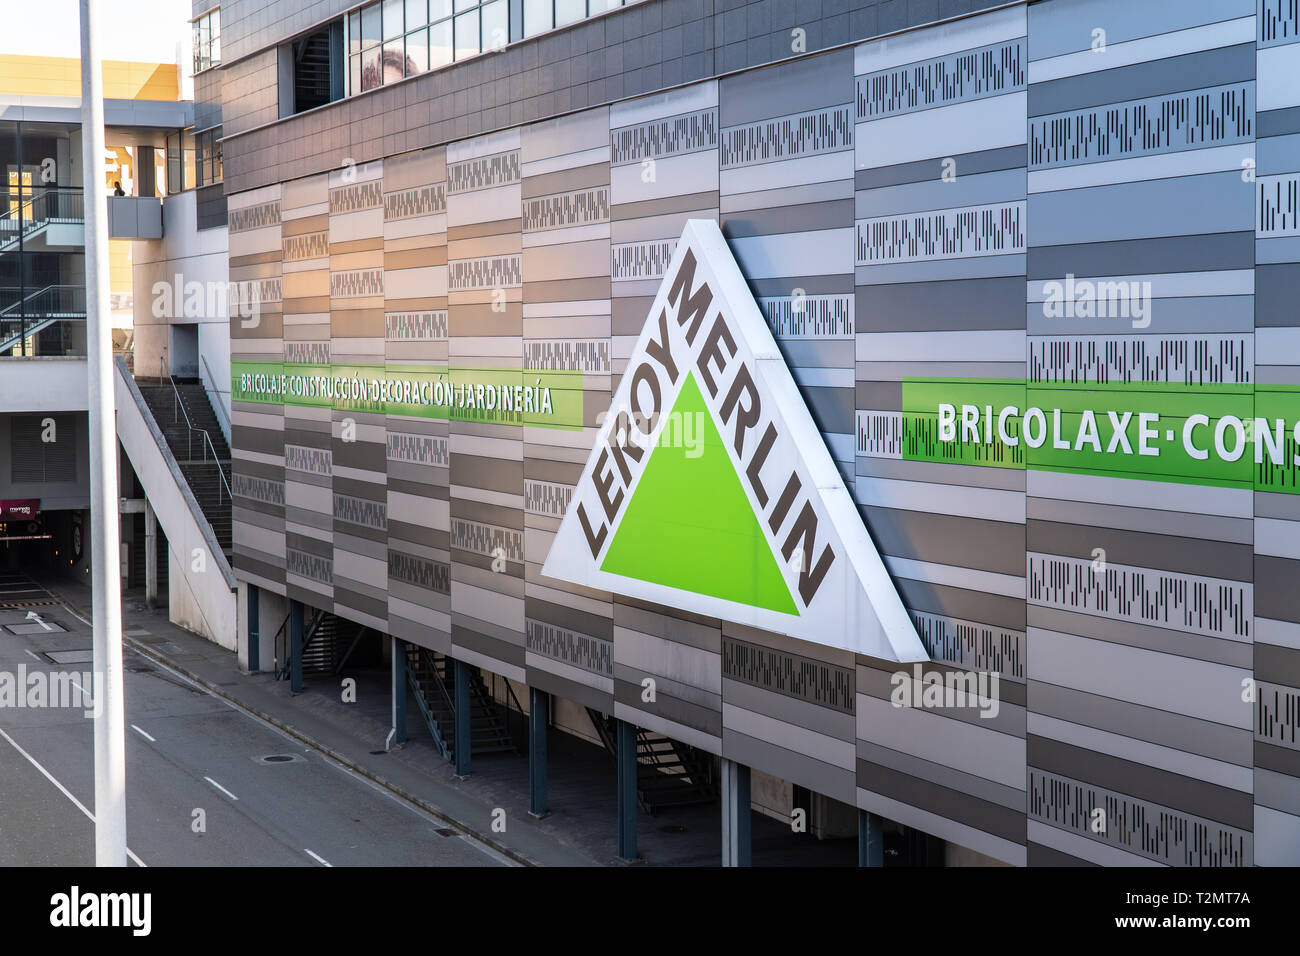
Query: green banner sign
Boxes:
[
  {"xmin": 900, "ymin": 379, "xmax": 1300, "ymax": 494},
  {"xmin": 231, "ymin": 361, "xmax": 586, "ymax": 430}
]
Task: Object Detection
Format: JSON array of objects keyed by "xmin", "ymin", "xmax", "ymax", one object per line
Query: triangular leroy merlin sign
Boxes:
[{"xmin": 542, "ymin": 220, "xmax": 928, "ymax": 663}]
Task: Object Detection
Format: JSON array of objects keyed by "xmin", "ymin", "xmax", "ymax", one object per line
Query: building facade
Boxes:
[
  {"xmin": 220, "ymin": 0, "xmax": 1300, "ymax": 866},
  {"xmin": 0, "ymin": 18, "xmax": 194, "ymax": 579}
]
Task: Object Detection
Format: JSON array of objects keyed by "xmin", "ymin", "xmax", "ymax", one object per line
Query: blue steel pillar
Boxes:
[
  {"xmin": 859, "ymin": 810, "xmax": 883, "ymax": 867},
  {"xmin": 616, "ymin": 719, "xmax": 638, "ymax": 862},
  {"xmin": 454, "ymin": 658, "xmax": 471, "ymax": 777},
  {"xmin": 529, "ymin": 687, "xmax": 548, "ymax": 817},
  {"xmin": 288, "ymin": 599, "xmax": 303, "ymax": 694},
  {"xmin": 721, "ymin": 759, "xmax": 751, "ymax": 866},
  {"xmin": 246, "ymin": 584, "xmax": 259, "ymax": 673},
  {"xmin": 392, "ymin": 637, "xmax": 406, "ymax": 746}
]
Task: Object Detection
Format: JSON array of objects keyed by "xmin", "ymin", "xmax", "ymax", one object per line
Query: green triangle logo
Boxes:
[
  {"xmin": 599, "ymin": 372, "xmax": 798, "ymax": 615},
  {"xmin": 543, "ymin": 219, "xmax": 929, "ymax": 662}
]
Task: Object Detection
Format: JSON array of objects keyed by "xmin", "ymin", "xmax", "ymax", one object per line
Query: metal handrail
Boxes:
[
  {"xmin": 159, "ymin": 351, "xmax": 233, "ymax": 506},
  {"xmin": 0, "ymin": 284, "xmax": 87, "ymax": 317},
  {"xmin": 200, "ymin": 352, "xmax": 231, "ymax": 437},
  {"xmin": 0, "ymin": 187, "xmax": 86, "ymax": 229}
]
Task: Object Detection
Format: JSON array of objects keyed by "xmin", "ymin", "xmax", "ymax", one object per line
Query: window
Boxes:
[
  {"xmin": 195, "ymin": 128, "xmax": 223, "ymax": 187},
  {"xmin": 282, "ymin": 21, "xmax": 345, "ymax": 115},
  {"xmin": 343, "ymin": 0, "xmax": 642, "ymax": 96},
  {"xmin": 526, "ymin": 0, "xmax": 624, "ymax": 36},
  {"xmin": 165, "ymin": 130, "xmax": 195, "ymax": 194},
  {"xmin": 192, "ymin": 9, "xmax": 221, "ymax": 74}
]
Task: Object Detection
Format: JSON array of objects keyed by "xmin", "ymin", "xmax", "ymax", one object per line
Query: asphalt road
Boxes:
[{"xmin": 0, "ymin": 573, "xmax": 508, "ymax": 867}]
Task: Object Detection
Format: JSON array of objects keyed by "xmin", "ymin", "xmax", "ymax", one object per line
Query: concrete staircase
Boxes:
[
  {"xmin": 115, "ymin": 357, "xmax": 236, "ymax": 648},
  {"xmin": 136, "ymin": 379, "xmax": 232, "ymax": 558}
]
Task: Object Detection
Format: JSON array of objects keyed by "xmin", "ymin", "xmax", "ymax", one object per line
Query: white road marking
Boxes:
[
  {"xmin": 0, "ymin": 726, "xmax": 147, "ymax": 866},
  {"xmin": 69, "ymin": 614, "xmax": 516, "ymax": 868},
  {"xmin": 23, "ymin": 649, "xmax": 41, "ymax": 661},
  {"xmin": 304, "ymin": 848, "xmax": 332, "ymax": 867},
  {"xmin": 204, "ymin": 776, "xmax": 239, "ymax": 801},
  {"xmin": 131, "ymin": 724, "xmax": 156, "ymax": 743}
]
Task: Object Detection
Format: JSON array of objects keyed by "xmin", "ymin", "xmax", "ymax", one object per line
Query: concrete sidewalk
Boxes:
[{"xmin": 42, "ymin": 576, "xmax": 604, "ymax": 868}]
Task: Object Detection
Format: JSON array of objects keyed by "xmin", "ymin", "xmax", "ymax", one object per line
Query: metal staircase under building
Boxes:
[
  {"xmin": 404, "ymin": 644, "xmax": 517, "ymax": 761},
  {"xmin": 273, "ymin": 608, "xmax": 372, "ymax": 681},
  {"xmin": 586, "ymin": 708, "xmax": 718, "ymax": 814},
  {"xmin": 135, "ymin": 377, "xmax": 232, "ymax": 559}
]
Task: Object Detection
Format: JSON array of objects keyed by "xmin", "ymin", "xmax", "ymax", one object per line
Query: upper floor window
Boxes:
[
  {"xmin": 523, "ymin": 0, "xmax": 625, "ymax": 38},
  {"xmin": 196, "ymin": 128, "xmax": 223, "ymax": 187},
  {"xmin": 345, "ymin": 0, "xmax": 639, "ymax": 95},
  {"xmin": 193, "ymin": 9, "xmax": 221, "ymax": 74},
  {"xmin": 166, "ymin": 130, "xmax": 195, "ymax": 194}
]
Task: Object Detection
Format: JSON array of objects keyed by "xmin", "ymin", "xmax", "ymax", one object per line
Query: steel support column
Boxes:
[
  {"xmin": 143, "ymin": 500, "xmax": 157, "ymax": 608},
  {"xmin": 247, "ymin": 583, "xmax": 259, "ymax": 673},
  {"xmin": 858, "ymin": 810, "xmax": 883, "ymax": 867},
  {"xmin": 454, "ymin": 658, "xmax": 471, "ymax": 777},
  {"xmin": 616, "ymin": 719, "xmax": 638, "ymax": 862},
  {"xmin": 721, "ymin": 759, "xmax": 752, "ymax": 867},
  {"xmin": 392, "ymin": 637, "xmax": 406, "ymax": 746},
  {"xmin": 288, "ymin": 600, "xmax": 303, "ymax": 695},
  {"xmin": 529, "ymin": 687, "xmax": 548, "ymax": 817}
]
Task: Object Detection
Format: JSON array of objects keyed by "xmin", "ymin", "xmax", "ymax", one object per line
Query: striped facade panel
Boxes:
[
  {"xmin": 1253, "ymin": 0, "xmax": 1300, "ymax": 866},
  {"xmin": 521, "ymin": 107, "xmax": 617, "ymax": 702},
  {"xmin": 325, "ymin": 161, "xmax": 388, "ymax": 630},
  {"xmin": 1023, "ymin": 0, "xmax": 1257, "ymax": 866},
  {"xmin": 230, "ymin": 180, "xmax": 287, "ymax": 597},
  {"xmin": 382, "ymin": 146, "xmax": 452, "ymax": 649},
  {"xmin": 720, "ymin": 48, "xmax": 858, "ymax": 484},
  {"xmin": 444, "ymin": 129, "xmax": 527, "ymax": 677},
  {"xmin": 852, "ymin": 3, "xmax": 1031, "ymax": 863}
]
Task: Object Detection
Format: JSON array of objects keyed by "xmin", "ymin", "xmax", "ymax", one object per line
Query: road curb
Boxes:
[
  {"xmin": 43, "ymin": 581, "xmax": 551, "ymax": 867},
  {"xmin": 53, "ymin": 596, "xmax": 539, "ymax": 866},
  {"xmin": 121, "ymin": 634, "xmax": 541, "ymax": 867}
]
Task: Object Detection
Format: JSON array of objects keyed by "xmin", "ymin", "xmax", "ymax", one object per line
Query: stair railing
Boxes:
[
  {"xmin": 273, "ymin": 609, "xmax": 327, "ymax": 681},
  {"xmin": 159, "ymin": 351, "xmax": 233, "ymax": 506},
  {"xmin": 491, "ymin": 672, "xmax": 526, "ymax": 743},
  {"xmin": 404, "ymin": 646, "xmax": 452, "ymax": 760},
  {"xmin": 200, "ymin": 352, "xmax": 231, "ymax": 440},
  {"xmin": 271, "ymin": 610, "xmax": 292, "ymax": 679}
]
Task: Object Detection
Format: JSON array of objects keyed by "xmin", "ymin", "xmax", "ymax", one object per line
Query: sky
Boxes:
[{"xmin": 1, "ymin": 0, "xmax": 192, "ymax": 64}]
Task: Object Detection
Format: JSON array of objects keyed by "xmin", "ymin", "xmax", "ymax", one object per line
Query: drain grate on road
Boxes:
[
  {"xmin": 45, "ymin": 649, "xmax": 94, "ymax": 665},
  {"xmin": 3, "ymin": 621, "xmax": 68, "ymax": 635},
  {"xmin": 257, "ymin": 754, "xmax": 302, "ymax": 764}
]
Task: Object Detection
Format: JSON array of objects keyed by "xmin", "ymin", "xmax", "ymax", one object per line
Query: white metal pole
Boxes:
[{"xmin": 79, "ymin": 0, "xmax": 127, "ymax": 868}]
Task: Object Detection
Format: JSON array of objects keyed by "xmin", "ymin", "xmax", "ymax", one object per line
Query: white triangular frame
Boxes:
[{"xmin": 541, "ymin": 220, "xmax": 928, "ymax": 663}]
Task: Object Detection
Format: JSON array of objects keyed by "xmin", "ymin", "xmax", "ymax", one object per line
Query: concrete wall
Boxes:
[
  {"xmin": 225, "ymin": 0, "xmax": 1300, "ymax": 866},
  {"xmin": 116, "ymin": 362, "xmax": 237, "ymax": 648},
  {"xmin": 0, "ymin": 411, "xmax": 89, "ymax": 510},
  {"xmin": 132, "ymin": 188, "xmax": 232, "ymax": 437},
  {"xmin": 0, "ymin": 357, "xmax": 89, "ymax": 413}
]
